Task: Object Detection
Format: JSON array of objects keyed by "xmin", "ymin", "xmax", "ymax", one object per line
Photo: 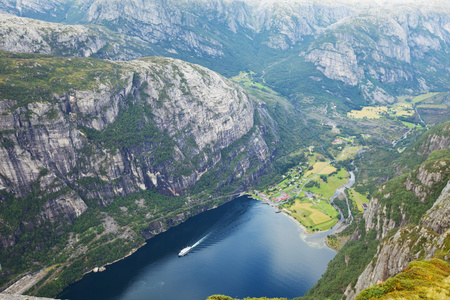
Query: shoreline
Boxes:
[
  {"xmin": 276, "ymin": 206, "xmax": 339, "ymax": 252},
  {"xmin": 286, "ymin": 210, "xmax": 339, "ymax": 252},
  {"xmin": 82, "ymin": 242, "xmax": 147, "ymax": 277},
  {"xmin": 70, "ymin": 193, "xmax": 249, "ymax": 281},
  {"xmin": 84, "ymin": 193, "xmax": 250, "ymax": 275},
  {"xmin": 5, "ymin": 193, "xmax": 335, "ymax": 296}
]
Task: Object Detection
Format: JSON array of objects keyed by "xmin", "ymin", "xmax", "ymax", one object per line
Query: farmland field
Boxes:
[
  {"xmin": 305, "ymin": 162, "xmax": 336, "ymax": 177},
  {"xmin": 412, "ymin": 92, "xmax": 440, "ymax": 103},
  {"xmin": 288, "ymin": 200, "xmax": 339, "ymax": 232},
  {"xmin": 417, "ymin": 104, "xmax": 447, "ymax": 109},
  {"xmin": 231, "ymin": 71, "xmax": 277, "ymax": 94},
  {"xmin": 401, "ymin": 121, "xmax": 416, "ymax": 128},
  {"xmin": 305, "ymin": 169, "xmax": 349, "ymax": 199},
  {"xmin": 347, "ymin": 189, "xmax": 369, "ymax": 212},
  {"xmin": 391, "ymin": 102, "xmax": 414, "ymax": 116},
  {"xmin": 347, "ymin": 106, "xmax": 388, "ymax": 119}
]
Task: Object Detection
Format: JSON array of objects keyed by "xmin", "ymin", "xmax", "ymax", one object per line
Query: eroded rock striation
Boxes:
[
  {"xmin": 0, "ymin": 52, "xmax": 278, "ymax": 290},
  {"xmin": 343, "ymin": 126, "xmax": 450, "ymax": 299},
  {"xmin": 2, "ymin": 0, "xmax": 450, "ymax": 105},
  {"xmin": 0, "ymin": 52, "xmax": 274, "ymax": 216}
]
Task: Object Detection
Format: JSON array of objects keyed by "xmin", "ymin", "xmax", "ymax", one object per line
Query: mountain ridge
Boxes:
[
  {"xmin": 3, "ymin": 0, "xmax": 450, "ymax": 106},
  {"xmin": 0, "ymin": 50, "xmax": 291, "ymax": 295}
]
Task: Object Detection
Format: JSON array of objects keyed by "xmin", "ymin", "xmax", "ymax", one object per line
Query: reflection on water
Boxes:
[{"xmin": 60, "ymin": 196, "xmax": 336, "ymax": 300}]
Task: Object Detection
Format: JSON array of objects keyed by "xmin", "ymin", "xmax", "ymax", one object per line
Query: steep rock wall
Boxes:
[
  {"xmin": 0, "ymin": 53, "xmax": 276, "ymax": 249},
  {"xmin": 346, "ymin": 181, "xmax": 450, "ymax": 299}
]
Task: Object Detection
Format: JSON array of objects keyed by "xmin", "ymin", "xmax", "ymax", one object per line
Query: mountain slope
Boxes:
[
  {"xmin": 303, "ymin": 122, "xmax": 450, "ymax": 300},
  {"xmin": 0, "ymin": 50, "xmax": 285, "ymax": 295},
  {"xmin": 2, "ymin": 1, "xmax": 450, "ymax": 108},
  {"xmin": 0, "ymin": 12, "xmax": 159, "ymax": 60},
  {"xmin": 355, "ymin": 259, "xmax": 450, "ymax": 300}
]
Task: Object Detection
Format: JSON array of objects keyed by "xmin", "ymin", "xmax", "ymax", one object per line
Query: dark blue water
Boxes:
[{"xmin": 59, "ymin": 196, "xmax": 335, "ymax": 300}]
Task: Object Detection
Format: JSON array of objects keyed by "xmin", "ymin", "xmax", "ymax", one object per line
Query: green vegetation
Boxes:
[
  {"xmin": 411, "ymin": 92, "xmax": 440, "ymax": 104},
  {"xmin": 304, "ymin": 225, "xmax": 379, "ymax": 300},
  {"xmin": 0, "ymin": 51, "xmax": 123, "ymax": 109},
  {"xmin": 356, "ymin": 259, "xmax": 450, "ymax": 300},
  {"xmin": 245, "ymin": 88, "xmax": 319, "ymax": 175},
  {"xmin": 231, "ymin": 71, "xmax": 277, "ymax": 94},
  {"xmin": 80, "ymin": 103, "xmax": 174, "ymax": 163}
]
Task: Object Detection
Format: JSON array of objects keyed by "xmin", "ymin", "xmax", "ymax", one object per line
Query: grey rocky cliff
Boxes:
[
  {"xmin": 0, "ymin": 0, "xmax": 356, "ymax": 60},
  {"xmin": 303, "ymin": 4, "xmax": 450, "ymax": 102},
  {"xmin": 0, "ymin": 54, "xmax": 276, "ymax": 249},
  {"xmin": 342, "ymin": 145, "xmax": 450, "ymax": 299},
  {"xmin": 421, "ymin": 180, "xmax": 450, "ymax": 234},
  {"xmin": 2, "ymin": 0, "xmax": 450, "ymax": 104},
  {"xmin": 0, "ymin": 12, "xmax": 106, "ymax": 57},
  {"xmin": 417, "ymin": 123, "xmax": 450, "ymax": 157},
  {"xmin": 364, "ymin": 156, "xmax": 450, "ymax": 240},
  {"xmin": 345, "ymin": 181, "xmax": 450, "ymax": 299},
  {"xmin": 0, "ymin": 12, "xmax": 157, "ymax": 60}
]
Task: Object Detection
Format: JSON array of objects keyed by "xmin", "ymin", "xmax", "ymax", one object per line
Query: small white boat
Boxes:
[{"xmin": 178, "ymin": 246, "xmax": 192, "ymax": 257}]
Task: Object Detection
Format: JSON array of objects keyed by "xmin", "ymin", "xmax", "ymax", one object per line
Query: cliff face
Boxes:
[
  {"xmin": 0, "ymin": 51, "xmax": 278, "ymax": 288},
  {"xmin": 0, "ymin": 54, "xmax": 269, "ymax": 199},
  {"xmin": 2, "ymin": 0, "xmax": 450, "ymax": 105},
  {"xmin": 0, "ymin": 12, "xmax": 158, "ymax": 60},
  {"xmin": 347, "ymin": 182, "xmax": 450, "ymax": 299},
  {"xmin": 342, "ymin": 126, "xmax": 450, "ymax": 299},
  {"xmin": 303, "ymin": 5, "xmax": 450, "ymax": 102}
]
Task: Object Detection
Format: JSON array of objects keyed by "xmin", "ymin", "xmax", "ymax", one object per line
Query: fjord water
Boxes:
[{"xmin": 60, "ymin": 197, "xmax": 335, "ymax": 300}]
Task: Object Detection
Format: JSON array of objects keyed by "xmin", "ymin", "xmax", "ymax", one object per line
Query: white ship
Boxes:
[{"xmin": 178, "ymin": 246, "xmax": 192, "ymax": 257}]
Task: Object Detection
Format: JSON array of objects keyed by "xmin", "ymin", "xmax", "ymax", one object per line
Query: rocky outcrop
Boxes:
[
  {"xmin": 0, "ymin": 0, "xmax": 355, "ymax": 66},
  {"xmin": 0, "ymin": 12, "xmax": 106, "ymax": 57},
  {"xmin": 346, "ymin": 181, "xmax": 450, "ymax": 299},
  {"xmin": 344, "ymin": 162, "xmax": 450, "ymax": 299},
  {"xmin": 0, "ymin": 12, "xmax": 157, "ymax": 60},
  {"xmin": 301, "ymin": 4, "xmax": 450, "ymax": 102},
  {"xmin": 2, "ymin": 0, "xmax": 450, "ymax": 105},
  {"xmin": 416, "ymin": 122, "xmax": 450, "ymax": 157},
  {"xmin": 363, "ymin": 197, "xmax": 405, "ymax": 240},
  {"xmin": 0, "ymin": 52, "xmax": 276, "ymax": 247},
  {"xmin": 421, "ymin": 181, "xmax": 450, "ymax": 234},
  {"xmin": 305, "ymin": 41, "xmax": 364, "ymax": 86}
]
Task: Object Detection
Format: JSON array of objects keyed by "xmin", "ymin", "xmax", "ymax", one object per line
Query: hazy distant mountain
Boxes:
[{"xmin": 2, "ymin": 0, "xmax": 450, "ymax": 105}]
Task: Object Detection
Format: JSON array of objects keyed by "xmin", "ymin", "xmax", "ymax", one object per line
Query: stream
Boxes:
[{"xmin": 303, "ymin": 160, "xmax": 360, "ymax": 247}]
